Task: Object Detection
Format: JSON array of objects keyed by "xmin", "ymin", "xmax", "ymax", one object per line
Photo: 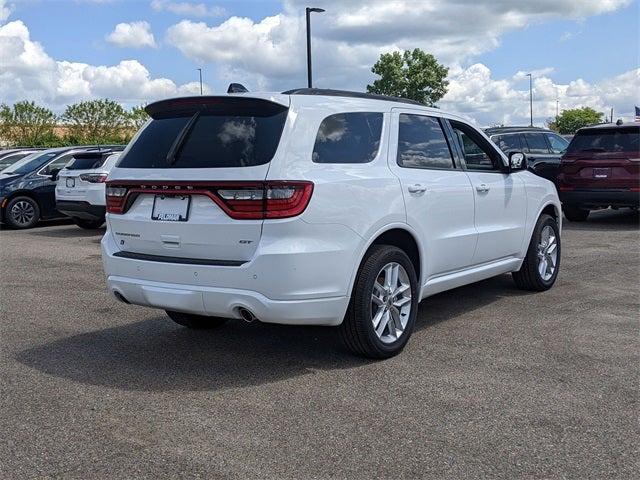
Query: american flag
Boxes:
[{"xmin": 636, "ymin": 106, "xmax": 640, "ymax": 122}]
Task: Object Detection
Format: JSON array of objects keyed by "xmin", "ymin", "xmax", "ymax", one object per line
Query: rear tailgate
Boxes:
[{"xmin": 106, "ymin": 95, "xmax": 290, "ymax": 263}]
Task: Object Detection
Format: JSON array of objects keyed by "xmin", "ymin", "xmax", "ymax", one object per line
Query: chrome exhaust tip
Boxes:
[
  {"xmin": 113, "ymin": 291, "xmax": 130, "ymax": 304},
  {"xmin": 238, "ymin": 307, "xmax": 257, "ymax": 323}
]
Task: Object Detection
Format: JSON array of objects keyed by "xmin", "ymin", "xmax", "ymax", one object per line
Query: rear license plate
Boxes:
[
  {"xmin": 151, "ymin": 195, "xmax": 190, "ymax": 222},
  {"xmin": 66, "ymin": 177, "xmax": 75, "ymax": 188},
  {"xmin": 593, "ymin": 167, "xmax": 610, "ymax": 179}
]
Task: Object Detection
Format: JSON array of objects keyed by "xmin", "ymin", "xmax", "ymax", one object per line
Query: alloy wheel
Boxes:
[
  {"xmin": 537, "ymin": 225, "xmax": 558, "ymax": 281},
  {"xmin": 371, "ymin": 262, "xmax": 412, "ymax": 344},
  {"xmin": 10, "ymin": 200, "xmax": 35, "ymax": 227}
]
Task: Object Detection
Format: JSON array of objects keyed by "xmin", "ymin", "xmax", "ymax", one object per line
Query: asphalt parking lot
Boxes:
[{"xmin": 1, "ymin": 209, "xmax": 638, "ymax": 479}]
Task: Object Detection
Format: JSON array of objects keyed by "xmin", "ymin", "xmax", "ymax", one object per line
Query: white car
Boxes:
[
  {"xmin": 56, "ymin": 151, "xmax": 121, "ymax": 229},
  {"xmin": 102, "ymin": 89, "xmax": 561, "ymax": 358}
]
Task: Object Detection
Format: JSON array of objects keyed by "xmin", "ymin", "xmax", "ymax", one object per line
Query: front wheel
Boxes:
[
  {"xmin": 512, "ymin": 214, "xmax": 560, "ymax": 291},
  {"xmin": 339, "ymin": 245, "xmax": 419, "ymax": 359},
  {"xmin": 166, "ymin": 310, "xmax": 228, "ymax": 329},
  {"xmin": 4, "ymin": 196, "xmax": 40, "ymax": 229}
]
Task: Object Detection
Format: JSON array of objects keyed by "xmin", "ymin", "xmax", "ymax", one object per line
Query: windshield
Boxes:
[
  {"xmin": 1, "ymin": 151, "xmax": 59, "ymax": 175},
  {"xmin": 566, "ymin": 127, "xmax": 640, "ymax": 154}
]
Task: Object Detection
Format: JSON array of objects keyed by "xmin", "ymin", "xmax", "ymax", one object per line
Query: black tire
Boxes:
[
  {"xmin": 339, "ymin": 245, "xmax": 419, "ymax": 359},
  {"xmin": 563, "ymin": 205, "xmax": 589, "ymax": 222},
  {"xmin": 512, "ymin": 214, "xmax": 561, "ymax": 291},
  {"xmin": 3, "ymin": 196, "xmax": 40, "ymax": 229},
  {"xmin": 73, "ymin": 217, "xmax": 105, "ymax": 229},
  {"xmin": 166, "ymin": 310, "xmax": 228, "ymax": 329}
]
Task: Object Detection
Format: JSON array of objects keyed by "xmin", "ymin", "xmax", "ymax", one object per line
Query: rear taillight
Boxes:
[
  {"xmin": 80, "ymin": 173, "xmax": 108, "ymax": 183},
  {"xmin": 105, "ymin": 181, "xmax": 314, "ymax": 219}
]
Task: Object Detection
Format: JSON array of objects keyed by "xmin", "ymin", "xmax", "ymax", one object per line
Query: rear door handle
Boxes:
[
  {"xmin": 407, "ymin": 184, "xmax": 427, "ymax": 194},
  {"xmin": 476, "ymin": 184, "xmax": 490, "ymax": 193}
]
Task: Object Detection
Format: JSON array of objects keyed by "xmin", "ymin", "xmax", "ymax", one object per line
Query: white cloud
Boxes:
[
  {"xmin": 106, "ymin": 21, "xmax": 156, "ymax": 49},
  {"xmin": 0, "ymin": 20, "xmax": 210, "ymax": 109},
  {"xmin": 151, "ymin": 0, "xmax": 225, "ymax": 18},
  {"xmin": 0, "ymin": 0, "xmax": 11, "ymax": 22}
]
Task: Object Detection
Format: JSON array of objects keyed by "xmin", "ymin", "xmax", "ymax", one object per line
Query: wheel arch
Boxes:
[
  {"xmin": 348, "ymin": 224, "xmax": 424, "ymax": 296},
  {"xmin": 1, "ymin": 190, "xmax": 42, "ymax": 213}
]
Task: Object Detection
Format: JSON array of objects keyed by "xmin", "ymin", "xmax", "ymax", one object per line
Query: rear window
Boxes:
[
  {"xmin": 118, "ymin": 100, "xmax": 288, "ymax": 169},
  {"xmin": 493, "ymin": 134, "xmax": 522, "ymax": 153},
  {"xmin": 312, "ymin": 112, "xmax": 383, "ymax": 164},
  {"xmin": 567, "ymin": 127, "xmax": 640, "ymax": 154},
  {"xmin": 65, "ymin": 154, "xmax": 108, "ymax": 170}
]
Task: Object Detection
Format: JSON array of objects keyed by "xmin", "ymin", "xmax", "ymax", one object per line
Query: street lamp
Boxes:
[
  {"xmin": 197, "ymin": 68, "xmax": 203, "ymax": 95},
  {"xmin": 526, "ymin": 73, "xmax": 533, "ymax": 126},
  {"xmin": 306, "ymin": 7, "xmax": 325, "ymax": 88}
]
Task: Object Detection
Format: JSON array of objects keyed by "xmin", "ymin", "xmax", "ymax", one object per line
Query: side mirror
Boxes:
[
  {"xmin": 49, "ymin": 168, "xmax": 61, "ymax": 181},
  {"xmin": 509, "ymin": 152, "xmax": 527, "ymax": 171}
]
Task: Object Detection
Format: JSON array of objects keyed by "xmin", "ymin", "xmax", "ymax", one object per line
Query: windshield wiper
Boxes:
[{"xmin": 165, "ymin": 111, "xmax": 200, "ymax": 166}]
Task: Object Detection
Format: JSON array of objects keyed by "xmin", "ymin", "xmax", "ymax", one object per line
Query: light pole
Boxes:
[
  {"xmin": 197, "ymin": 68, "xmax": 203, "ymax": 95},
  {"xmin": 526, "ymin": 73, "xmax": 533, "ymax": 126},
  {"xmin": 306, "ymin": 7, "xmax": 325, "ymax": 88}
]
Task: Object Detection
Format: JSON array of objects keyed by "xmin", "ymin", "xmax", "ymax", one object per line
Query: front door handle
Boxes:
[
  {"xmin": 407, "ymin": 184, "xmax": 427, "ymax": 194},
  {"xmin": 476, "ymin": 184, "xmax": 490, "ymax": 193}
]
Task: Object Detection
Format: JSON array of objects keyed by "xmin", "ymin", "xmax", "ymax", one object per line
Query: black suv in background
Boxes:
[
  {"xmin": 486, "ymin": 126, "xmax": 569, "ymax": 183},
  {"xmin": 0, "ymin": 145, "xmax": 125, "ymax": 229}
]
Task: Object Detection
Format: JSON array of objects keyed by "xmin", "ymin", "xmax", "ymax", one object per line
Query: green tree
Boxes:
[
  {"xmin": 62, "ymin": 99, "xmax": 129, "ymax": 144},
  {"xmin": 128, "ymin": 105, "xmax": 150, "ymax": 131},
  {"xmin": 0, "ymin": 101, "xmax": 58, "ymax": 146},
  {"xmin": 548, "ymin": 107, "xmax": 604, "ymax": 134},
  {"xmin": 367, "ymin": 49, "xmax": 449, "ymax": 106}
]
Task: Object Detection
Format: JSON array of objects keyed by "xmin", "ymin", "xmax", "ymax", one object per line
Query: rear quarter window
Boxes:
[{"xmin": 312, "ymin": 112, "xmax": 383, "ymax": 164}]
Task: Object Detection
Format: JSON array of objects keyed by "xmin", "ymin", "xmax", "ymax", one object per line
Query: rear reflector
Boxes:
[{"xmin": 105, "ymin": 181, "xmax": 314, "ymax": 219}]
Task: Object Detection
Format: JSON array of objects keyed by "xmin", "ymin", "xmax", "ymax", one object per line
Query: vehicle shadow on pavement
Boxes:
[
  {"xmin": 562, "ymin": 208, "xmax": 639, "ymax": 232},
  {"xmin": 16, "ymin": 275, "xmax": 528, "ymax": 393},
  {"xmin": 27, "ymin": 226, "xmax": 106, "ymax": 238}
]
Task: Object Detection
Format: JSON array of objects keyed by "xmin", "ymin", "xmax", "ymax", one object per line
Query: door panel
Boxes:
[
  {"xmin": 448, "ymin": 120, "xmax": 527, "ymax": 264},
  {"xmin": 389, "ymin": 110, "xmax": 477, "ymax": 280}
]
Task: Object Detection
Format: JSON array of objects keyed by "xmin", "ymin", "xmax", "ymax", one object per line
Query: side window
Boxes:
[
  {"xmin": 451, "ymin": 121, "xmax": 502, "ymax": 171},
  {"xmin": 545, "ymin": 133, "xmax": 569, "ymax": 154},
  {"xmin": 523, "ymin": 133, "xmax": 551, "ymax": 154},
  {"xmin": 312, "ymin": 112, "xmax": 383, "ymax": 164},
  {"xmin": 397, "ymin": 114, "xmax": 454, "ymax": 169},
  {"xmin": 493, "ymin": 134, "xmax": 522, "ymax": 154},
  {"xmin": 40, "ymin": 154, "xmax": 73, "ymax": 175}
]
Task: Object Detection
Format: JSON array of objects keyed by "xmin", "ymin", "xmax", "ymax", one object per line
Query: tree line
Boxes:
[
  {"xmin": 0, "ymin": 49, "xmax": 607, "ymax": 147},
  {"xmin": 0, "ymin": 99, "xmax": 149, "ymax": 147}
]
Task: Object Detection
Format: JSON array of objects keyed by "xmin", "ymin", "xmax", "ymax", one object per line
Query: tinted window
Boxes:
[
  {"xmin": 119, "ymin": 104, "xmax": 288, "ymax": 169},
  {"xmin": 397, "ymin": 114, "xmax": 454, "ymax": 169},
  {"xmin": 0, "ymin": 152, "xmax": 30, "ymax": 170},
  {"xmin": 312, "ymin": 112, "xmax": 383, "ymax": 164},
  {"xmin": 493, "ymin": 134, "xmax": 522, "ymax": 153},
  {"xmin": 566, "ymin": 127, "xmax": 640, "ymax": 154},
  {"xmin": 451, "ymin": 122, "xmax": 501, "ymax": 171},
  {"xmin": 523, "ymin": 133, "xmax": 550, "ymax": 154},
  {"xmin": 545, "ymin": 133, "xmax": 569, "ymax": 154},
  {"xmin": 2, "ymin": 152, "xmax": 57, "ymax": 175},
  {"xmin": 40, "ymin": 153, "xmax": 74, "ymax": 175},
  {"xmin": 65, "ymin": 154, "xmax": 109, "ymax": 170}
]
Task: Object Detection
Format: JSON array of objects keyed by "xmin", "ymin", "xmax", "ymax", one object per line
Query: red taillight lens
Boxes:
[
  {"xmin": 80, "ymin": 173, "xmax": 108, "ymax": 183},
  {"xmin": 104, "ymin": 181, "xmax": 313, "ymax": 219},
  {"xmin": 106, "ymin": 185, "xmax": 128, "ymax": 214}
]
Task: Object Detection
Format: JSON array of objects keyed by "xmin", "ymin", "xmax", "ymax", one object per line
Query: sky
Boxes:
[{"xmin": 0, "ymin": 0, "xmax": 639, "ymax": 126}]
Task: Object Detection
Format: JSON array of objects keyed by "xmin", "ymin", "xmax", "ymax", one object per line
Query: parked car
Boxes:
[
  {"xmin": 557, "ymin": 122, "xmax": 640, "ymax": 221},
  {"xmin": 0, "ymin": 146, "xmax": 124, "ymax": 229},
  {"xmin": 55, "ymin": 151, "xmax": 120, "ymax": 229},
  {"xmin": 101, "ymin": 89, "xmax": 561, "ymax": 358},
  {"xmin": 486, "ymin": 126, "xmax": 569, "ymax": 182},
  {"xmin": 0, "ymin": 148, "xmax": 43, "ymax": 171}
]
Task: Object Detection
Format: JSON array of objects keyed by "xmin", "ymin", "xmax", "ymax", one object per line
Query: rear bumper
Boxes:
[
  {"xmin": 559, "ymin": 189, "xmax": 640, "ymax": 208},
  {"xmin": 56, "ymin": 201, "xmax": 106, "ymax": 221},
  {"xmin": 107, "ymin": 275, "xmax": 348, "ymax": 326}
]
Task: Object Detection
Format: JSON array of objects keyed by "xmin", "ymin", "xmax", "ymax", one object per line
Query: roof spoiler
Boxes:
[{"xmin": 144, "ymin": 96, "xmax": 288, "ymax": 119}]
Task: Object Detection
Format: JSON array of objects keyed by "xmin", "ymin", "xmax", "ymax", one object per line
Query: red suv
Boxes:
[{"xmin": 557, "ymin": 123, "xmax": 639, "ymax": 221}]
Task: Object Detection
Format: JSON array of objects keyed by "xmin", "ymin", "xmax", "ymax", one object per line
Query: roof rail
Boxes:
[{"xmin": 282, "ymin": 88, "xmax": 424, "ymax": 106}]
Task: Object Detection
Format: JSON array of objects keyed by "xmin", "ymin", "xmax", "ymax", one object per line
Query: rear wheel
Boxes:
[
  {"xmin": 339, "ymin": 245, "xmax": 419, "ymax": 359},
  {"xmin": 4, "ymin": 196, "xmax": 40, "ymax": 229},
  {"xmin": 563, "ymin": 205, "xmax": 589, "ymax": 222},
  {"xmin": 166, "ymin": 311, "xmax": 228, "ymax": 329},
  {"xmin": 73, "ymin": 217, "xmax": 105, "ymax": 229},
  {"xmin": 513, "ymin": 214, "xmax": 560, "ymax": 291}
]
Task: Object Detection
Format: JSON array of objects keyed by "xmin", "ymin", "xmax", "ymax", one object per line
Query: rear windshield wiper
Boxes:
[{"xmin": 165, "ymin": 111, "xmax": 200, "ymax": 166}]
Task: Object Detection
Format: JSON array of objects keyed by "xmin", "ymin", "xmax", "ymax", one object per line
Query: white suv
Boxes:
[
  {"xmin": 102, "ymin": 89, "xmax": 561, "ymax": 358},
  {"xmin": 56, "ymin": 151, "xmax": 121, "ymax": 229}
]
